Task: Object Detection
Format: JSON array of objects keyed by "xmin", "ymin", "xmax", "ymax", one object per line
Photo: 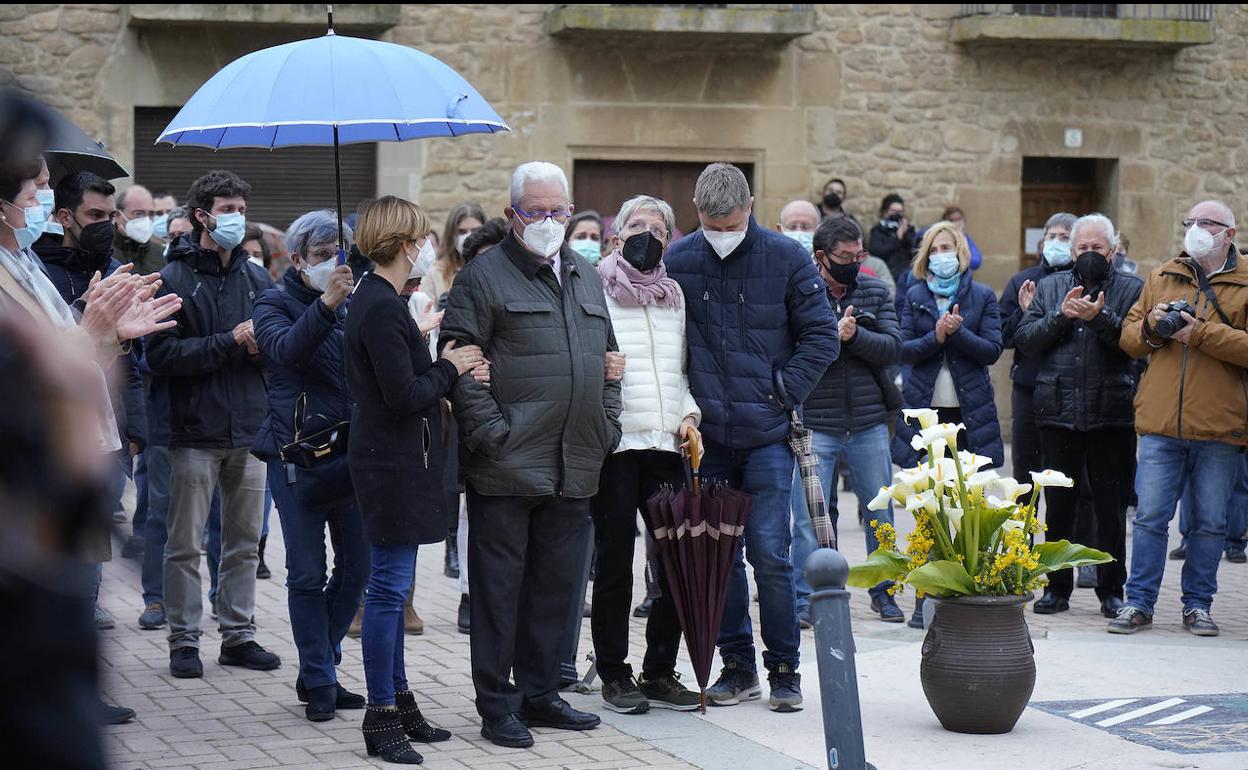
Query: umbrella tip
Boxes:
[{"xmin": 326, "ymin": 3, "xmax": 335, "ymax": 35}]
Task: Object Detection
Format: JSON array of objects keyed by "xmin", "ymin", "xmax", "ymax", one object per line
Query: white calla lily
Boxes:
[
  {"xmin": 985, "ymin": 495, "xmax": 1015, "ymax": 511},
  {"xmin": 988, "ymin": 477, "xmax": 1032, "ymax": 502},
  {"xmin": 1030, "ymin": 470, "xmax": 1075, "ymax": 489},
  {"xmin": 867, "ymin": 486, "xmax": 895, "ymax": 512},
  {"xmin": 919, "ymin": 423, "xmax": 966, "ymax": 447},
  {"xmin": 896, "ymin": 467, "xmax": 931, "ymax": 493},
  {"xmin": 906, "ymin": 489, "xmax": 939, "ymax": 516},
  {"xmin": 946, "ymin": 508, "xmax": 964, "ymax": 533},
  {"xmin": 1001, "ymin": 518, "xmax": 1026, "ymax": 532},
  {"xmin": 965, "ymin": 470, "xmax": 1000, "ymax": 492},
  {"xmin": 903, "ymin": 408, "xmax": 940, "ymax": 430},
  {"xmin": 957, "ymin": 451, "xmax": 994, "ymax": 474}
]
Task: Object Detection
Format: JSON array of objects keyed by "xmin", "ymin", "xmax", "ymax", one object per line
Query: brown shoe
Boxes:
[
  {"xmin": 404, "ymin": 606, "xmax": 424, "ymax": 635},
  {"xmin": 347, "ymin": 607, "xmax": 364, "ymax": 639}
]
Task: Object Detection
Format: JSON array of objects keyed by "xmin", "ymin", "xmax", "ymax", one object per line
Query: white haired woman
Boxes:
[{"xmin": 590, "ymin": 194, "xmax": 703, "ymax": 715}]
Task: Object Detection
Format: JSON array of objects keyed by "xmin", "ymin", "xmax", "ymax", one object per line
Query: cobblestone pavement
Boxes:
[{"xmin": 97, "ymin": 469, "xmax": 1247, "ymax": 770}]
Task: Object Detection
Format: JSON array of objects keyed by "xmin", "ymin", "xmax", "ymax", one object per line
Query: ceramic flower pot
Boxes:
[{"xmin": 920, "ymin": 593, "xmax": 1035, "ymax": 734}]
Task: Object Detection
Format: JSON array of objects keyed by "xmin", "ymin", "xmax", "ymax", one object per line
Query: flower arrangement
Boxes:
[{"xmin": 848, "ymin": 409, "xmax": 1112, "ymax": 597}]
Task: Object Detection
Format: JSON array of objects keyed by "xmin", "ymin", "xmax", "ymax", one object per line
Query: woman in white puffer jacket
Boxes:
[{"xmin": 590, "ymin": 195, "xmax": 704, "ymax": 715}]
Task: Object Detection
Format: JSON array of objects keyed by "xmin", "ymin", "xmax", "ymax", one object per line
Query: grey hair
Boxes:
[
  {"xmin": 615, "ymin": 195, "xmax": 676, "ymax": 241},
  {"xmin": 694, "ymin": 163, "xmax": 751, "ymax": 218},
  {"xmin": 1070, "ymin": 213, "xmax": 1119, "ymax": 250},
  {"xmin": 286, "ymin": 209, "xmax": 352, "ymax": 256},
  {"xmin": 1043, "ymin": 212, "xmax": 1077, "ymax": 236},
  {"xmin": 510, "ymin": 161, "xmax": 569, "ymax": 206},
  {"xmin": 1194, "ymin": 199, "xmax": 1236, "ymax": 228},
  {"xmin": 116, "ymin": 184, "xmax": 150, "ymax": 211}
]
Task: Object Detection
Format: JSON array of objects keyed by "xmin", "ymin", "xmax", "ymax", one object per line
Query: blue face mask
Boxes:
[
  {"xmin": 1042, "ymin": 239, "xmax": 1072, "ymax": 267},
  {"xmin": 207, "ymin": 211, "xmax": 246, "ymax": 251},
  {"xmin": 35, "ymin": 189, "xmax": 63, "ymax": 236},
  {"xmin": 152, "ymin": 213, "xmax": 170, "ymax": 240},
  {"xmin": 569, "ymin": 238, "xmax": 602, "ymax": 265},
  {"xmin": 927, "ymin": 250, "xmax": 961, "ymax": 279},
  {"xmin": 4, "ymin": 200, "xmax": 47, "ymax": 250},
  {"xmin": 927, "ymin": 273, "xmax": 961, "ymax": 298},
  {"xmin": 783, "ymin": 229, "xmax": 815, "ymax": 254}
]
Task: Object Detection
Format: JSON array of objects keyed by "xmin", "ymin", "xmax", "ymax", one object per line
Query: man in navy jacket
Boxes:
[{"xmin": 664, "ymin": 163, "xmax": 838, "ymax": 713}]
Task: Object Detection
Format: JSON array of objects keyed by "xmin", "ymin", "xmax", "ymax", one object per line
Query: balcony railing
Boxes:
[
  {"xmin": 952, "ymin": 4, "xmax": 1214, "ymax": 47},
  {"xmin": 958, "ymin": 5, "xmax": 1213, "ymax": 21}
]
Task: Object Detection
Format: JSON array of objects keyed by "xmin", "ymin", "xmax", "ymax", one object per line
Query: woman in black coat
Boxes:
[{"xmin": 346, "ymin": 196, "xmax": 483, "ymax": 764}]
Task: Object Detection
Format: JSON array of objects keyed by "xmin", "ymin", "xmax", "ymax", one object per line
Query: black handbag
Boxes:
[{"xmin": 279, "ymin": 394, "xmax": 351, "ymax": 470}]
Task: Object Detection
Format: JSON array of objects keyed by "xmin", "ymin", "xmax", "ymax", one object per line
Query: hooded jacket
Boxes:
[{"xmin": 145, "ymin": 233, "xmax": 273, "ymax": 449}]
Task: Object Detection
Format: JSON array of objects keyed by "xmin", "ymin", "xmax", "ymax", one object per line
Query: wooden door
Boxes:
[{"xmin": 1019, "ymin": 184, "xmax": 1097, "ymax": 269}]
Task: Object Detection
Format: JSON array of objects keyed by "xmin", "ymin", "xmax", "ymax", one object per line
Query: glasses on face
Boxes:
[
  {"xmin": 828, "ymin": 249, "xmax": 869, "ymax": 265},
  {"xmin": 512, "ymin": 205, "xmax": 572, "ymax": 225},
  {"xmin": 621, "ymin": 220, "xmax": 669, "ymax": 242},
  {"xmin": 306, "ymin": 246, "xmax": 338, "ymax": 263},
  {"xmin": 1182, "ymin": 218, "xmax": 1230, "ymax": 231}
]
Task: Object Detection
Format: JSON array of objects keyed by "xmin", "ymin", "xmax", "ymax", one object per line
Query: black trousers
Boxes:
[
  {"xmin": 1039, "ymin": 426, "xmax": 1133, "ymax": 600},
  {"xmin": 467, "ymin": 485, "xmax": 592, "ymax": 719},
  {"xmin": 590, "ymin": 450, "xmax": 684, "ymax": 684},
  {"xmin": 1011, "ymin": 387, "xmax": 1044, "ymax": 482}
]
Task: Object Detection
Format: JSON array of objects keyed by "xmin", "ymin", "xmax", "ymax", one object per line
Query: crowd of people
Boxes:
[{"xmin": 2, "ymin": 138, "xmax": 1246, "ymax": 766}]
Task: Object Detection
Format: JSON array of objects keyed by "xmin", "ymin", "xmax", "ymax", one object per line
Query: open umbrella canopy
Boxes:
[
  {"xmin": 42, "ymin": 104, "xmax": 128, "ymax": 182},
  {"xmin": 156, "ymin": 31, "xmax": 509, "ymax": 149}
]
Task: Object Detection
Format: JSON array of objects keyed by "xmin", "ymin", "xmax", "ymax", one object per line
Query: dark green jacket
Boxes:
[{"xmin": 112, "ymin": 230, "xmax": 166, "ymax": 276}]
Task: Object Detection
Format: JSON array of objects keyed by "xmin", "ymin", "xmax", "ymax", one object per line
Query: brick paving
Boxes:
[{"xmin": 97, "ymin": 466, "xmax": 1248, "ymax": 769}]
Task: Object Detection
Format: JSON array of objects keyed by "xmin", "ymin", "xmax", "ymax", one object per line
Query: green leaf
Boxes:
[
  {"xmin": 1027, "ymin": 539, "xmax": 1114, "ymax": 580},
  {"xmin": 967, "ymin": 507, "xmax": 1014, "ymax": 552},
  {"xmin": 848, "ymin": 549, "xmax": 909, "ymax": 588},
  {"xmin": 906, "ymin": 559, "xmax": 977, "ymax": 597}
]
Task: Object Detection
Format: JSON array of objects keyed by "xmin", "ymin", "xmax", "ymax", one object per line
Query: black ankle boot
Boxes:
[
  {"xmin": 362, "ymin": 706, "xmax": 423, "ymax": 764},
  {"xmin": 256, "ymin": 535, "xmax": 271, "ymax": 579},
  {"xmin": 396, "ymin": 690, "xmax": 452, "ymax": 743},
  {"xmin": 305, "ymin": 683, "xmax": 336, "ymax": 722},
  {"xmin": 444, "ymin": 536, "xmax": 460, "ymax": 579}
]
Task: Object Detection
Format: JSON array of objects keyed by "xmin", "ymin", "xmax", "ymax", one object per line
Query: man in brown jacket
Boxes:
[{"xmin": 1111, "ymin": 200, "xmax": 1248, "ymax": 638}]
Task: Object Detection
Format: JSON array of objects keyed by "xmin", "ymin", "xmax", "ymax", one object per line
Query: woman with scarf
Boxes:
[
  {"xmin": 894, "ymin": 220, "xmax": 1004, "ymax": 468},
  {"xmin": 589, "ymin": 195, "xmax": 703, "ymax": 716}
]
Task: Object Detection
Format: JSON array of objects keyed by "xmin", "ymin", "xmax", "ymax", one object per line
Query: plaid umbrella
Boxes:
[{"xmin": 776, "ymin": 372, "xmax": 836, "ymax": 549}]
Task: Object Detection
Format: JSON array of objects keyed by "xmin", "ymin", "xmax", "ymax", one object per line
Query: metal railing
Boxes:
[{"xmin": 958, "ymin": 4, "xmax": 1213, "ymax": 21}]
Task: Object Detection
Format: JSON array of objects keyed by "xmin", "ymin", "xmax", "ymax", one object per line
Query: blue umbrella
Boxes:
[{"xmin": 157, "ymin": 7, "xmax": 508, "ymax": 257}]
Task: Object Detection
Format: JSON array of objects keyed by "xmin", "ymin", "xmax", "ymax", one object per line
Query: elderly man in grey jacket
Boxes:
[{"xmin": 441, "ymin": 161, "xmax": 623, "ymax": 749}]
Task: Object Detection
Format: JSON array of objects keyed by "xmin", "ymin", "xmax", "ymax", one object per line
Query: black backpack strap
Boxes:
[{"xmin": 1191, "ymin": 261, "xmax": 1234, "ymax": 327}]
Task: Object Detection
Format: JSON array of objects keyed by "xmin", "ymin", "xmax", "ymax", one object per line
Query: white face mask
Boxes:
[
  {"xmin": 519, "ymin": 215, "xmax": 567, "ymax": 258},
  {"xmin": 124, "ymin": 214, "xmax": 154, "ymax": 244},
  {"xmin": 928, "ymin": 251, "xmax": 961, "ymax": 278},
  {"xmin": 783, "ymin": 229, "xmax": 814, "ymax": 254},
  {"xmin": 456, "ymin": 232, "xmax": 469, "ymax": 253},
  {"xmin": 1042, "ymin": 239, "xmax": 1072, "ymax": 267},
  {"xmin": 704, "ymin": 229, "xmax": 746, "ymax": 259},
  {"xmin": 304, "ymin": 257, "xmax": 337, "ymax": 293},
  {"xmin": 407, "ymin": 237, "xmax": 437, "ymax": 280},
  {"xmin": 248, "ymin": 255, "xmax": 265, "ymax": 268},
  {"xmin": 1184, "ymin": 224, "xmax": 1219, "ymax": 261}
]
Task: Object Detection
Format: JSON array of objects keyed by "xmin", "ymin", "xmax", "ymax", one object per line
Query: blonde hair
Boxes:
[
  {"xmin": 355, "ymin": 195, "xmax": 430, "ymax": 267},
  {"xmin": 912, "ymin": 220, "xmax": 971, "ymax": 281}
]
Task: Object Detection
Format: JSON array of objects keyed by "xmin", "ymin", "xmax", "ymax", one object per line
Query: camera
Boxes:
[{"xmin": 1153, "ymin": 299, "xmax": 1193, "ymax": 339}]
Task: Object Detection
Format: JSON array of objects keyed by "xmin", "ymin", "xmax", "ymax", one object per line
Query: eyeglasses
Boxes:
[
  {"xmin": 512, "ymin": 205, "xmax": 572, "ymax": 225},
  {"xmin": 306, "ymin": 247, "xmax": 339, "ymax": 263},
  {"xmin": 827, "ymin": 249, "xmax": 869, "ymax": 264},
  {"xmin": 1182, "ymin": 218, "xmax": 1230, "ymax": 230},
  {"xmin": 620, "ymin": 220, "xmax": 670, "ymax": 241}
]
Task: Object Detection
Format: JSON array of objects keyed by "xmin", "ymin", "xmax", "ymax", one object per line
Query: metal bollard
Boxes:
[{"xmin": 805, "ymin": 547, "xmax": 875, "ymax": 770}]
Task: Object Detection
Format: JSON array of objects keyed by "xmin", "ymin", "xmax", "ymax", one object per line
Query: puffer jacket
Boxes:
[
  {"xmin": 146, "ymin": 234, "xmax": 273, "ymax": 449},
  {"xmin": 1015, "ymin": 267, "xmax": 1143, "ymax": 432},
  {"xmin": 440, "ymin": 232, "xmax": 624, "ymax": 499},
  {"xmin": 803, "ymin": 275, "xmax": 902, "ymax": 435},
  {"xmin": 664, "ymin": 217, "xmax": 839, "ymax": 450},
  {"xmin": 894, "ymin": 275, "xmax": 1004, "ymax": 467},
  {"xmin": 999, "ymin": 260, "xmax": 1074, "ymax": 390},
  {"xmin": 1121, "ymin": 247, "xmax": 1248, "ymax": 446},
  {"xmin": 604, "ymin": 292, "xmax": 700, "ymax": 454}
]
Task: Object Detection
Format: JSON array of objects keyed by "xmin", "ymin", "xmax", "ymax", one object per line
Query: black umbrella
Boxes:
[{"xmin": 42, "ymin": 105, "xmax": 128, "ymax": 184}]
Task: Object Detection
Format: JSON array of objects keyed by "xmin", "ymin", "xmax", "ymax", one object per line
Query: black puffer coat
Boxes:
[
  {"xmin": 1014, "ymin": 268, "xmax": 1144, "ymax": 432},
  {"xmin": 802, "ymin": 275, "xmax": 902, "ymax": 434}
]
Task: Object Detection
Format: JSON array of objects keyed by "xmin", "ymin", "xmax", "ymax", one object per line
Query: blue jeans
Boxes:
[
  {"xmin": 1177, "ymin": 453, "xmax": 1248, "ymax": 552},
  {"xmin": 704, "ymin": 441, "xmax": 799, "ymax": 673},
  {"xmin": 139, "ymin": 446, "xmax": 173, "ymax": 605},
  {"xmin": 262, "ymin": 485, "xmax": 272, "ymax": 538},
  {"xmin": 1127, "ymin": 435, "xmax": 1241, "ymax": 615},
  {"xmin": 267, "ymin": 462, "xmax": 367, "ymax": 689},
  {"xmin": 363, "ymin": 544, "xmax": 418, "ymax": 706},
  {"xmin": 790, "ymin": 424, "xmax": 895, "ymax": 612}
]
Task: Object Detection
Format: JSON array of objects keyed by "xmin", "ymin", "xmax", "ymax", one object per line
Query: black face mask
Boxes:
[
  {"xmin": 622, "ymin": 231, "xmax": 664, "ymax": 273},
  {"xmin": 71, "ymin": 217, "xmax": 116, "ymax": 260},
  {"xmin": 822, "ymin": 258, "xmax": 861, "ymax": 287},
  {"xmin": 822, "ymin": 193, "xmax": 842, "ymax": 211},
  {"xmin": 1074, "ymin": 250, "xmax": 1111, "ymax": 286}
]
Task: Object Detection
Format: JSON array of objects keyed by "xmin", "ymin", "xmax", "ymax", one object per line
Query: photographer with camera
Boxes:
[
  {"xmin": 1015, "ymin": 213, "xmax": 1143, "ymax": 619},
  {"xmin": 1111, "ymin": 200, "xmax": 1248, "ymax": 638}
]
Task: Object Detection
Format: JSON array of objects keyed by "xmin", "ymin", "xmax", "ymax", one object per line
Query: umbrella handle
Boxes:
[{"xmin": 682, "ymin": 427, "xmax": 702, "ymax": 496}]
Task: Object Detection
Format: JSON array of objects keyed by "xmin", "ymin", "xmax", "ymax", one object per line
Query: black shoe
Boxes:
[
  {"xmin": 170, "ymin": 647, "xmax": 203, "ymax": 679},
  {"xmin": 296, "ymin": 678, "xmax": 366, "ymax": 709},
  {"xmin": 481, "ymin": 713, "xmax": 534, "ymax": 749},
  {"xmin": 519, "ymin": 697, "xmax": 601, "ymax": 731},
  {"xmin": 633, "ymin": 596, "xmax": 655, "ymax": 618},
  {"xmin": 1034, "ymin": 591, "xmax": 1070, "ymax": 615},
  {"xmin": 396, "ymin": 690, "xmax": 451, "ymax": 743},
  {"xmin": 1100, "ymin": 596, "xmax": 1126, "ymax": 619},
  {"xmin": 256, "ymin": 535, "xmax": 271, "ymax": 580},
  {"xmin": 907, "ymin": 596, "xmax": 926, "ymax": 629},
  {"xmin": 1169, "ymin": 544, "xmax": 1187, "ymax": 561},
  {"xmin": 219, "ymin": 640, "xmax": 281, "ymax": 671},
  {"xmin": 362, "ymin": 706, "xmax": 423, "ymax": 764},
  {"xmin": 457, "ymin": 594, "xmax": 470, "ymax": 635},
  {"xmin": 1227, "ymin": 548, "xmax": 1247, "ymax": 564},
  {"xmin": 304, "ymin": 684, "xmax": 336, "ymax": 722},
  {"xmin": 98, "ymin": 699, "xmax": 136, "ymax": 725},
  {"xmin": 121, "ymin": 535, "xmax": 145, "ymax": 561},
  {"xmin": 870, "ymin": 593, "xmax": 905, "ymax": 623},
  {"xmin": 444, "ymin": 537, "xmax": 460, "ymax": 579}
]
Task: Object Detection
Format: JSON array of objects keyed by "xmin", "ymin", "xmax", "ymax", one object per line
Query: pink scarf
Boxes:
[{"xmin": 597, "ymin": 251, "xmax": 682, "ymax": 310}]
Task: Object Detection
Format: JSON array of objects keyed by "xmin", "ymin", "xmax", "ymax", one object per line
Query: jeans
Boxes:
[
  {"xmin": 1126, "ymin": 435, "xmax": 1241, "ymax": 615},
  {"xmin": 362, "ymin": 544, "xmax": 417, "ymax": 706},
  {"xmin": 261, "ymin": 485, "xmax": 272, "ymax": 538},
  {"xmin": 1177, "ymin": 452, "xmax": 1248, "ymax": 552},
  {"xmin": 267, "ymin": 461, "xmax": 367, "ymax": 689},
  {"xmin": 704, "ymin": 440, "xmax": 799, "ymax": 673},
  {"xmin": 165, "ymin": 447, "xmax": 264, "ymax": 650},
  {"xmin": 139, "ymin": 446, "xmax": 172, "ymax": 605},
  {"xmin": 790, "ymin": 424, "xmax": 895, "ymax": 612}
]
